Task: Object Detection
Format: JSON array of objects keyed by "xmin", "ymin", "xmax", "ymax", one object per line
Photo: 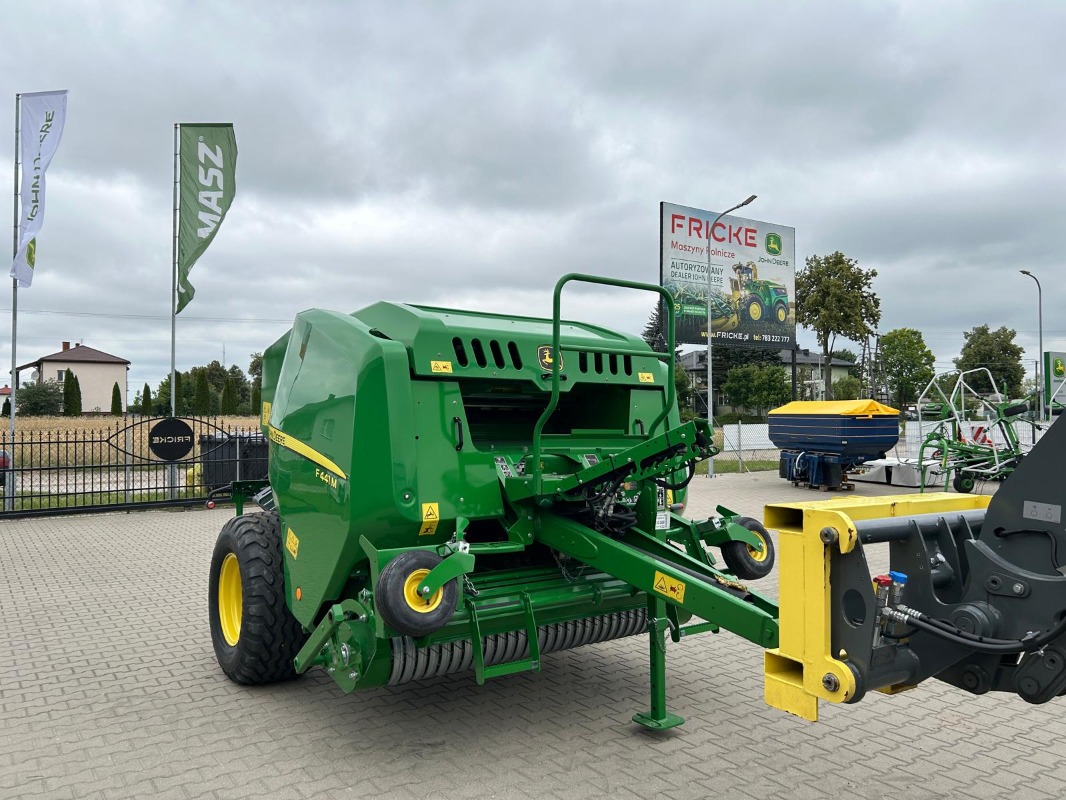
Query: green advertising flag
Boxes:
[{"xmin": 176, "ymin": 124, "xmax": 237, "ymax": 314}]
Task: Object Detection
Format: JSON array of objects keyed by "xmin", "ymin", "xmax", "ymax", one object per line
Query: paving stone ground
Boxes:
[{"xmin": 2, "ymin": 473, "xmax": 1061, "ymax": 800}]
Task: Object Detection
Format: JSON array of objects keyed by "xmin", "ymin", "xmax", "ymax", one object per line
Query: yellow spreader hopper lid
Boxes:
[{"xmin": 769, "ymin": 399, "xmax": 900, "ymax": 416}]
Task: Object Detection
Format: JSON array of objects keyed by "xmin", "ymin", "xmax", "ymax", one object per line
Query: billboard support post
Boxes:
[{"xmin": 705, "ymin": 196, "xmax": 757, "ymax": 478}]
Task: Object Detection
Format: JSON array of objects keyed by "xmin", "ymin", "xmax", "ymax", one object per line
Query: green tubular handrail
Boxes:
[{"xmin": 531, "ymin": 274, "xmax": 678, "ymax": 497}]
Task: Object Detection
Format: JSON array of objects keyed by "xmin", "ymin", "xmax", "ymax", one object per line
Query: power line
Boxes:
[{"xmin": 0, "ymin": 307, "xmax": 290, "ymax": 324}]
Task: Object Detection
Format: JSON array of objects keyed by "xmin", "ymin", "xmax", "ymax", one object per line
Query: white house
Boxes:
[{"xmin": 17, "ymin": 342, "xmax": 130, "ymax": 413}]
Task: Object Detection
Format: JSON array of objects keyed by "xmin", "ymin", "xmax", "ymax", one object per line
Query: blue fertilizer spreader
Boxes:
[{"xmin": 768, "ymin": 400, "xmax": 900, "ymax": 490}]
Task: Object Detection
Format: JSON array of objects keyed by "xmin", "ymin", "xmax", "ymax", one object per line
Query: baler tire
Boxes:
[
  {"xmin": 209, "ymin": 511, "xmax": 307, "ymax": 685},
  {"xmin": 721, "ymin": 517, "xmax": 776, "ymax": 580},
  {"xmin": 375, "ymin": 551, "xmax": 459, "ymax": 638}
]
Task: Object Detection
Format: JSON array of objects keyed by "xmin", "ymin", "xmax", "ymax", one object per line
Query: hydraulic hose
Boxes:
[
  {"xmin": 887, "ymin": 605, "xmax": 1066, "ymax": 655},
  {"xmin": 654, "ymin": 460, "xmax": 696, "ymax": 492}
]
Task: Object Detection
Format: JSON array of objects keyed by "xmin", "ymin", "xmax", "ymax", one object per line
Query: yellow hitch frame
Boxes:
[{"xmin": 762, "ymin": 492, "xmax": 991, "ymax": 721}]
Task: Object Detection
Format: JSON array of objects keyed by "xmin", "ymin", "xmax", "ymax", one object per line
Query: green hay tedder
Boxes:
[{"xmin": 209, "ymin": 274, "xmax": 1066, "ymax": 728}]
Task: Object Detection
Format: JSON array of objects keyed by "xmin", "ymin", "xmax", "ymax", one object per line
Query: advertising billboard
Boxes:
[
  {"xmin": 660, "ymin": 201, "xmax": 796, "ymax": 348},
  {"xmin": 1045, "ymin": 351, "xmax": 1066, "ymax": 409}
]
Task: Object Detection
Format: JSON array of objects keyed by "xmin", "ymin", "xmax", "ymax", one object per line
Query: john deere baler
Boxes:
[{"xmin": 210, "ymin": 275, "xmax": 777, "ymax": 729}]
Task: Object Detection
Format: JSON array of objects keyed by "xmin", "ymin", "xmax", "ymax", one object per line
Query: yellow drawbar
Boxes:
[{"xmin": 762, "ymin": 492, "xmax": 991, "ymax": 721}]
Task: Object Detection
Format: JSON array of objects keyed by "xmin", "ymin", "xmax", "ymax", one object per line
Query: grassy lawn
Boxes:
[{"xmin": 696, "ymin": 458, "xmax": 777, "ymax": 475}]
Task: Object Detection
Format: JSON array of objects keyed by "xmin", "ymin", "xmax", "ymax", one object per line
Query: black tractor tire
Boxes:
[
  {"xmin": 744, "ymin": 296, "xmax": 765, "ymax": 323},
  {"xmin": 375, "ymin": 550, "xmax": 459, "ymax": 638},
  {"xmin": 209, "ymin": 511, "xmax": 308, "ymax": 685},
  {"xmin": 952, "ymin": 472, "xmax": 976, "ymax": 494},
  {"xmin": 773, "ymin": 302, "xmax": 788, "ymax": 324},
  {"xmin": 721, "ymin": 516, "xmax": 776, "ymax": 580}
]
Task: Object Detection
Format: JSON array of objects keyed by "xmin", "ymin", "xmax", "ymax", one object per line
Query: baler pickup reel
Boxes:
[{"xmin": 765, "ymin": 411, "xmax": 1066, "ymax": 720}]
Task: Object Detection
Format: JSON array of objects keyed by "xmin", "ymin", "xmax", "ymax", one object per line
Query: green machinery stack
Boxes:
[{"xmin": 209, "ymin": 275, "xmax": 777, "ymax": 729}]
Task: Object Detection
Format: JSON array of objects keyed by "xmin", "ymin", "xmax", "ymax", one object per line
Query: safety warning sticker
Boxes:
[
  {"xmin": 638, "ymin": 372, "xmax": 654, "ymax": 383},
  {"xmin": 286, "ymin": 528, "xmax": 299, "ymax": 559},
  {"xmin": 419, "ymin": 502, "xmax": 440, "ymax": 536},
  {"xmin": 653, "ymin": 570, "xmax": 686, "ymax": 603},
  {"xmin": 430, "ymin": 360, "xmax": 453, "ymax": 373}
]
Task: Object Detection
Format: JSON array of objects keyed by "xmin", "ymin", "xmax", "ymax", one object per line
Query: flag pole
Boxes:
[
  {"xmin": 8, "ymin": 94, "xmax": 20, "ymax": 511},
  {"xmin": 170, "ymin": 124, "xmax": 178, "ymax": 417},
  {"xmin": 10, "ymin": 95, "xmax": 19, "ymax": 445}
]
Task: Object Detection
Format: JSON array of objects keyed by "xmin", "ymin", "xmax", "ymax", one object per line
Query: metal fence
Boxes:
[{"xmin": 0, "ymin": 416, "xmax": 266, "ymax": 517}]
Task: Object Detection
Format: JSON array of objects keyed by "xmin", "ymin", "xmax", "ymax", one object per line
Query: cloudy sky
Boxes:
[{"xmin": 1, "ymin": 1, "xmax": 1063, "ymax": 399}]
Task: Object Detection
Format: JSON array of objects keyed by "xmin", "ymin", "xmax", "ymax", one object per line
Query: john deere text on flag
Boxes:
[
  {"xmin": 176, "ymin": 124, "xmax": 237, "ymax": 313},
  {"xmin": 11, "ymin": 90, "xmax": 68, "ymax": 287}
]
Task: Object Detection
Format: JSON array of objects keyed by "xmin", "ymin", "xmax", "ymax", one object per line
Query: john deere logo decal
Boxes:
[
  {"xmin": 538, "ymin": 346, "xmax": 562, "ymax": 371},
  {"xmin": 765, "ymin": 233, "xmax": 782, "ymax": 256},
  {"xmin": 1055, "ymin": 357, "xmax": 1065, "ymax": 378}
]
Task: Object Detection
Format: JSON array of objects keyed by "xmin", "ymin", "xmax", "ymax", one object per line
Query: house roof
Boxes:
[{"xmin": 17, "ymin": 345, "xmax": 130, "ymax": 372}]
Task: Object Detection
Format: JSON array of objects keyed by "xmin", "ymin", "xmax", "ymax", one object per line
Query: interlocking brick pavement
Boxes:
[{"xmin": 2, "ymin": 474, "xmax": 1060, "ymax": 800}]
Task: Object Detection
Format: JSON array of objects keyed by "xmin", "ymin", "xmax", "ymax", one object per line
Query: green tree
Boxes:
[
  {"xmin": 249, "ymin": 352, "xmax": 263, "ymax": 416},
  {"xmin": 141, "ymin": 383, "xmax": 152, "ymax": 415},
  {"xmin": 110, "ymin": 382, "xmax": 123, "ymax": 415},
  {"xmin": 17, "ymin": 380, "xmax": 64, "ymax": 416},
  {"xmin": 175, "ymin": 372, "xmax": 191, "ymax": 414},
  {"xmin": 226, "ymin": 364, "xmax": 250, "ymax": 406},
  {"xmin": 795, "ymin": 252, "xmax": 881, "ymax": 400},
  {"xmin": 832, "ymin": 375, "xmax": 861, "ymax": 400},
  {"xmin": 221, "ymin": 377, "xmax": 238, "ymax": 415},
  {"xmin": 62, "ymin": 370, "xmax": 78, "ymax": 416},
  {"xmin": 722, "ymin": 364, "xmax": 791, "ymax": 416},
  {"xmin": 194, "ymin": 371, "xmax": 211, "ymax": 415},
  {"xmin": 249, "ymin": 352, "xmax": 262, "ymax": 382},
  {"xmin": 1, "ymin": 397, "xmax": 9, "ymax": 416},
  {"xmin": 641, "ymin": 303, "xmax": 672, "ymax": 354},
  {"xmin": 158, "ymin": 372, "xmax": 191, "ymax": 414},
  {"xmin": 881, "ymin": 328, "xmax": 935, "ymax": 410},
  {"xmin": 953, "ymin": 324, "xmax": 1025, "ymax": 397},
  {"xmin": 156, "ymin": 375, "xmax": 172, "ymax": 414},
  {"xmin": 73, "ymin": 376, "xmax": 83, "ymax": 415}
]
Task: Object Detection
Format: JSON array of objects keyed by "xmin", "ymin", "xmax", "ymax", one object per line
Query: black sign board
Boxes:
[{"xmin": 148, "ymin": 417, "xmax": 195, "ymax": 461}]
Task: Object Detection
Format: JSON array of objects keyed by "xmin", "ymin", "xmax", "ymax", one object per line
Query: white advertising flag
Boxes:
[{"xmin": 11, "ymin": 90, "xmax": 69, "ymax": 287}]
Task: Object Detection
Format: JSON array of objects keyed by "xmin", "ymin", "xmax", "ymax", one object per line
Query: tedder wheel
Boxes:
[
  {"xmin": 953, "ymin": 472, "xmax": 976, "ymax": 494},
  {"xmin": 375, "ymin": 550, "xmax": 459, "ymax": 638},
  {"xmin": 721, "ymin": 517, "xmax": 776, "ymax": 580},
  {"xmin": 774, "ymin": 302, "xmax": 788, "ymax": 324},
  {"xmin": 209, "ymin": 511, "xmax": 308, "ymax": 684},
  {"xmin": 745, "ymin": 296, "xmax": 765, "ymax": 322}
]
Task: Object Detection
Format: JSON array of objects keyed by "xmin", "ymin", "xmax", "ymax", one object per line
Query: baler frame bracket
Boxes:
[{"xmin": 293, "ymin": 598, "xmax": 372, "ymax": 675}]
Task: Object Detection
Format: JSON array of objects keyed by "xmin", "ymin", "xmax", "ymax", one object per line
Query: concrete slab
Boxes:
[{"xmin": 1, "ymin": 475, "xmax": 1054, "ymax": 800}]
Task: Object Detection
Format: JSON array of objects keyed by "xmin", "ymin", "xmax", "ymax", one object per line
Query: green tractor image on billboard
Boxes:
[{"xmin": 730, "ymin": 261, "xmax": 790, "ymax": 325}]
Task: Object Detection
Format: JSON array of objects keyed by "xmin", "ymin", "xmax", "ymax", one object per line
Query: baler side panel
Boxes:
[{"xmin": 267, "ymin": 310, "xmax": 418, "ymax": 627}]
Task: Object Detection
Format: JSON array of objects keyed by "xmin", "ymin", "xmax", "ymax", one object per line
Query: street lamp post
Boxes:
[
  {"xmin": 1020, "ymin": 269, "xmax": 1043, "ymax": 421},
  {"xmin": 706, "ymin": 194, "xmax": 757, "ymax": 477}
]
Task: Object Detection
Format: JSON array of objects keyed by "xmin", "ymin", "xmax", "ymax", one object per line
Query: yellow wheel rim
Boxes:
[
  {"xmin": 776, "ymin": 306, "xmax": 786, "ymax": 322},
  {"xmin": 403, "ymin": 568, "xmax": 443, "ymax": 614},
  {"xmin": 218, "ymin": 552, "xmax": 243, "ymax": 646},
  {"xmin": 747, "ymin": 532, "xmax": 770, "ymax": 563},
  {"xmin": 749, "ymin": 302, "xmax": 762, "ymax": 321}
]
